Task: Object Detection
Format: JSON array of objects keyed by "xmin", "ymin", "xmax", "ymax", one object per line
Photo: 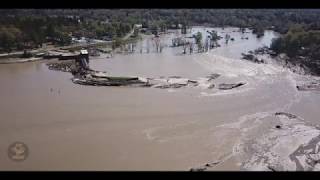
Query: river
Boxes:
[{"xmin": 1, "ymin": 27, "xmax": 320, "ymax": 171}]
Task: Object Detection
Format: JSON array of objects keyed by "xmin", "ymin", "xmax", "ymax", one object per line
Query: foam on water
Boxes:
[{"xmin": 194, "ymin": 53, "xmax": 283, "ymax": 79}]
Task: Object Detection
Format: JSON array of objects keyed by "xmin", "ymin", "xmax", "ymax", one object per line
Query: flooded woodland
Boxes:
[{"xmin": 1, "ymin": 27, "xmax": 320, "ymax": 171}]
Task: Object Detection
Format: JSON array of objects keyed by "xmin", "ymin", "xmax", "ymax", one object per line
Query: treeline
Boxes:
[
  {"xmin": 0, "ymin": 15, "xmax": 132, "ymax": 53},
  {"xmin": 6, "ymin": 9, "xmax": 320, "ymax": 31},
  {"xmin": 270, "ymin": 25, "xmax": 320, "ymax": 75},
  {"xmin": 2, "ymin": 9, "xmax": 320, "ymax": 54},
  {"xmin": 3, "ymin": 9, "xmax": 320, "ymax": 33}
]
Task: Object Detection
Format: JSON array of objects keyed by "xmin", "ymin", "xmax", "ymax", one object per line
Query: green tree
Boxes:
[
  {"xmin": 194, "ymin": 32, "xmax": 202, "ymax": 44},
  {"xmin": 194, "ymin": 32, "xmax": 203, "ymax": 52},
  {"xmin": 0, "ymin": 28, "xmax": 15, "ymax": 52},
  {"xmin": 0, "ymin": 26, "xmax": 23, "ymax": 52}
]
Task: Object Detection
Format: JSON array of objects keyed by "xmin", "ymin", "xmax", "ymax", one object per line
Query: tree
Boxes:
[
  {"xmin": 252, "ymin": 25, "xmax": 265, "ymax": 38},
  {"xmin": 0, "ymin": 26, "xmax": 23, "ymax": 52},
  {"xmin": 132, "ymin": 27, "xmax": 139, "ymax": 38},
  {"xmin": 46, "ymin": 22, "xmax": 56, "ymax": 38},
  {"xmin": 0, "ymin": 28, "xmax": 15, "ymax": 52},
  {"xmin": 112, "ymin": 37, "xmax": 123, "ymax": 50},
  {"xmin": 194, "ymin": 32, "xmax": 202, "ymax": 44},
  {"xmin": 55, "ymin": 30, "xmax": 72, "ymax": 46},
  {"xmin": 194, "ymin": 32, "xmax": 203, "ymax": 52},
  {"xmin": 181, "ymin": 23, "xmax": 187, "ymax": 34}
]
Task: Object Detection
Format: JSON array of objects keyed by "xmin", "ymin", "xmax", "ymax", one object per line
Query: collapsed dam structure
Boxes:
[{"xmin": 47, "ymin": 49, "xmax": 247, "ymax": 91}]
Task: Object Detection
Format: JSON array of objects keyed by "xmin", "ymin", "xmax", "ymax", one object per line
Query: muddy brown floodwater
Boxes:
[{"xmin": 1, "ymin": 27, "xmax": 320, "ymax": 171}]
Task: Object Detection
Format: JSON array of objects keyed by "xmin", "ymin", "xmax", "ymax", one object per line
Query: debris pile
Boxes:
[
  {"xmin": 72, "ymin": 75, "xmax": 151, "ymax": 87},
  {"xmin": 151, "ymin": 77, "xmax": 191, "ymax": 89},
  {"xmin": 47, "ymin": 61, "xmax": 75, "ymax": 72}
]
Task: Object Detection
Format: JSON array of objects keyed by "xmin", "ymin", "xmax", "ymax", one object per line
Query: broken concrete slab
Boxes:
[
  {"xmin": 90, "ymin": 71, "xmax": 109, "ymax": 78},
  {"xmin": 218, "ymin": 82, "xmax": 246, "ymax": 90},
  {"xmin": 187, "ymin": 80, "xmax": 199, "ymax": 86},
  {"xmin": 72, "ymin": 76, "xmax": 151, "ymax": 87},
  {"xmin": 153, "ymin": 83, "xmax": 187, "ymax": 89}
]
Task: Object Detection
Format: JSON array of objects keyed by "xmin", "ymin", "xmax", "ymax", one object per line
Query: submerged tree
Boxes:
[
  {"xmin": 194, "ymin": 32, "xmax": 203, "ymax": 52},
  {"xmin": 112, "ymin": 37, "xmax": 124, "ymax": 50},
  {"xmin": 252, "ymin": 25, "xmax": 265, "ymax": 38},
  {"xmin": 225, "ymin": 34, "xmax": 230, "ymax": 44}
]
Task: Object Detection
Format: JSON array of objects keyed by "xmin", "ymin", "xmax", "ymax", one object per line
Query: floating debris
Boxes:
[
  {"xmin": 168, "ymin": 76, "xmax": 182, "ymax": 79},
  {"xmin": 151, "ymin": 77, "xmax": 190, "ymax": 89}
]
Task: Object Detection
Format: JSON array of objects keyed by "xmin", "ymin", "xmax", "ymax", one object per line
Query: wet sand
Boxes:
[{"xmin": 1, "ymin": 27, "xmax": 320, "ymax": 170}]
